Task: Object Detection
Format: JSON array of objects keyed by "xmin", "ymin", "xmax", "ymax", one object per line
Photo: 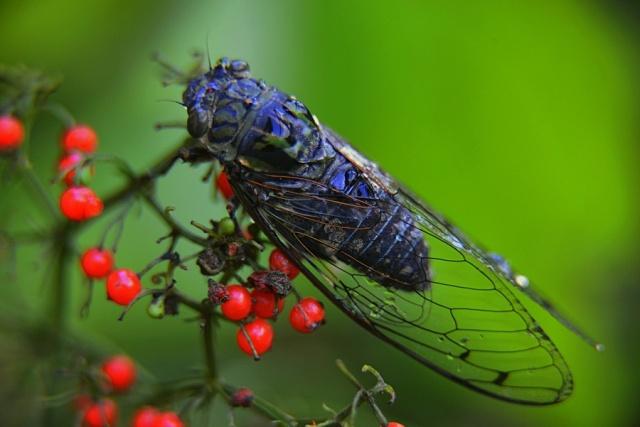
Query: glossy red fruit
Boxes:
[
  {"xmin": 216, "ymin": 170, "xmax": 234, "ymax": 199},
  {"xmin": 289, "ymin": 297, "xmax": 325, "ymax": 333},
  {"xmin": 101, "ymin": 354, "xmax": 136, "ymax": 392},
  {"xmin": 106, "ymin": 269, "xmax": 141, "ymax": 306},
  {"xmin": 132, "ymin": 406, "xmax": 160, "ymax": 427},
  {"xmin": 221, "ymin": 284, "xmax": 252, "ymax": 321},
  {"xmin": 236, "ymin": 319, "xmax": 274, "ymax": 358},
  {"xmin": 251, "ymin": 288, "xmax": 285, "ymax": 319},
  {"xmin": 152, "ymin": 411, "xmax": 185, "ymax": 427},
  {"xmin": 80, "ymin": 248, "xmax": 114, "ymax": 279},
  {"xmin": 269, "ymin": 249, "xmax": 300, "ymax": 280},
  {"xmin": 59, "ymin": 186, "xmax": 103, "ymax": 221},
  {"xmin": 387, "ymin": 423, "xmax": 405, "ymax": 427},
  {"xmin": 0, "ymin": 115, "xmax": 25, "ymax": 151},
  {"xmin": 82, "ymin": 398, "xmax": 117, "ymax": 427},
  {"xmin": 62, "ymin": 125, "xmax": 98, "ymax": 153}
]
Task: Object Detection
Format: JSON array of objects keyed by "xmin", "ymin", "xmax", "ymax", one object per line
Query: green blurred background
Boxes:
[{"xmin": 1, "ymin": 0, "xmax": 639, "ymax": 426}]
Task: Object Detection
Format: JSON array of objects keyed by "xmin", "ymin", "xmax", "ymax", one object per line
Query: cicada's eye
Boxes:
[
  {"xmin": 229, "ymin": 60, "xmax": 251, "ymax": 79},
  {"xmin": 187, "ymin": 109, "xmax": 211, "ymax": 138}
]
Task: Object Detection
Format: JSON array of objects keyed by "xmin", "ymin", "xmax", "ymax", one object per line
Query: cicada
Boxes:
[{"xmin": 182, "ymin": 57, "xmax": 600, "ymax": 405}]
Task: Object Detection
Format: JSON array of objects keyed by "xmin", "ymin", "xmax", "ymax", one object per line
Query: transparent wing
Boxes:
[{"xmin": 234, "ymin": 170, "xmax": 580, "ymax": 405}]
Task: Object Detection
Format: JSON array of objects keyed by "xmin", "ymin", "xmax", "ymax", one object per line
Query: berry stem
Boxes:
[
  {"xmin": 98, "ymin": 196, "xmax": 136, "ymax": 251},
  {"xmin": 219, "ymin": 383, "xmax": 297, "ymax": 425},
  {"xmin": 336, "ymin": 359, "xmax": 390, "ymax": 426},
  {"xmin": 238, "ymin": 323, "xmax": 260, "ymax": 360},
  {"xmin": 42, "ymin": 102, "xmax": 76, "ymax": 127},
  {"xmin": 50, "ymin": 225, "xmax": 72, "ymax": 334},
  {"xmin": 142, "ymin": 192, "xmax": 208, "ymax": 246},
  {"xmin": 202, "ymin": 311, "xmax": 217, "ymax": 386},
  {"xmin": 16, "ymin": 152, "xmax": 59, "ymax": 220}
]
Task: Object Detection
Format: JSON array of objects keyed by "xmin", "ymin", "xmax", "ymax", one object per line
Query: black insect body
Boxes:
[{"xmin": 182, "ymin": 57, "xmax": 600, "ymax": 405}]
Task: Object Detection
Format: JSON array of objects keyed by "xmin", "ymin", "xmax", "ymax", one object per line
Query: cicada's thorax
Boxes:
[{"xmin": 185, "ymin": 59, "xmax": 430, "ymax": 290}]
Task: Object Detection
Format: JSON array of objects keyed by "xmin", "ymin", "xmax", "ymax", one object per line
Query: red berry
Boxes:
[
  {"xmin": 269, "ymin": 249, "xmax": 300, "ymax": 280},
  {"xmin": 82, "ymin": 399, "xmax": 117, "ymax": 427},
  {"xmin": 62, "ymin": 125, "xmax": 98, "ymax": 153},
  {"xmin": 236, "ymin": 319, "xmax": 274, "ymax": 358},
  {"xmin": 221, "ymin": 284, "xmax": 252, "ymax": 321},
  {"xmin": 101, "ymin": 354, "xmax": 136, "ymax": 392},
  {"xmin": 106, "ymin": 269, "xmax": 141, "ymax": 306},
  {"xmin": 80, "ymin": 248, "xmax": 114, "ymax": 279},
  {"xmin": 152, "ymin": 411, "xmax": 184, "ymax": 427},
  {"xmin": 289, "ymin": 297, "xmax": 325, "ymax": 333},
  {"xmin": 251, "ymin": 288, "xmax": 285, "ymax": 319},
  {"xmin": 59, "ymin": 186, "xmax": 103, "ymax": 221},
  {"xmin": 387, "ymin": 423, "xmax": 405, "ymax": 427},
  {"xmin": 132, "ymin": 406, "xmax": 160, "ymax": 427},
  {"xmin": 216, "ymin": 170, "xmax": 234, "ymax": 199},
  {"xmin": 0, "ymin": 115, "xmax": 25, "ymax": 150}
]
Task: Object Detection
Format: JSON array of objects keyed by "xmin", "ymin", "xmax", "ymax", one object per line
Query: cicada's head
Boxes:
[
  {"xmin": 182, "ymin": 58, "xmax": 257, "ymax": 159},
  {"xmin": 182, "ymin": 74, "xmax": 215, "ymax": 139},
  {"xmin": 182, "ymin": 57, "xmax": 252, "ymax": 140}
]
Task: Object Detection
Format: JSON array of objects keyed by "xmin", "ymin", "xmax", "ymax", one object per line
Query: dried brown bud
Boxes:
[
  {"xmin": 163, "ymin": 294, "xmax": 179, "ymax": 316},
  {"xmin": 197, "ymin": 248, "xmax": 224, "ymax": 276},
  {"xmin": 247, "ymin": 270, "xmax": 292, "ymax": 296},
  {"xmin": 207, "ymin": 280, "xmax": 229, "ymax": 305}
]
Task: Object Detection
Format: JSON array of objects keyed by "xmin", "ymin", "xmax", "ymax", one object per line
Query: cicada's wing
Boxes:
[
  {"xmin": 233, "ymin": 169, "xmax": 577, "ymax": 405},
  {"xmin": 396, "ymin": 187, "xmax": 602, "ymax": 349}
]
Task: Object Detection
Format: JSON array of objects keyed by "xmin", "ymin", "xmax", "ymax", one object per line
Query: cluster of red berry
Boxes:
[
  {"xmin": 81, "ymin": 246, "xmax": 142, "ymax": 307},
  {"xmin": 212, "ymin": 171, "xmax": 327, "ymax": 358},
  {"xmin": 75, "ymin": 355, "xmax": 184, "ymax": 427},
  {"xmin": 0, "ymin": 115, "xmax": 104, "ymax": 221},
  {"xmin": 218, "ymin": 247, "xmax": 326, "ymax": 359},
  {"xmin": 68, "ymin": 130, "xmax": 141, "ymax": 307},
  {"xmin": 57, "ymin": 124, "xmax": 103, "ymax": 221}
]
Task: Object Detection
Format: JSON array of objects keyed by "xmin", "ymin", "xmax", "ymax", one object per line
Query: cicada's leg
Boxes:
[
  {"xmin": 151, "ymin": 51, "xmax": 206, "ymax": 86},
  {"xmin": 226, "ymin": 197, "xmax": 243, "ymax": 237},
  {"xmin": 154, "ymin": 120, "xmax": 186, "ymax": 131},
  {"xmin": 178, "ymin": 144, "xmax": 213, "ymax": 165}
]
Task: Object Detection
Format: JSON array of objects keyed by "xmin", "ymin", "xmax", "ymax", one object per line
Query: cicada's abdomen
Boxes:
[
  {"xmin": 263, "ymin": 147, "xmax": 431, "ymax": 291},
  {"xmin": 327, "ymin": 154, "xmax": 431, "ymax": 290}
]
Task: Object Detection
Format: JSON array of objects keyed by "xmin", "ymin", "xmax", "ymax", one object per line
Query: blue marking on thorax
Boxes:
[
  {"xmin": 330, "ymin": 170, "xmax": 347, "ymax": 191},
  {"xmin": 267, "ymin": 116, "xmax": 289, "ymax": 139},
  {"xmin": 328, "ymin": 161, "xmax": 370, "ymax": 197},
  {"xmin": 354, "ymin": 181, "xmax": 370, "ymax": 198}
]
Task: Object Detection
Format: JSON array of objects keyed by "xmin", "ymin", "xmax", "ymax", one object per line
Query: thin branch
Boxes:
[
  {"xmin": 16, "ymin": 152, "xmax": 59, "ymax": 220},
  {"xmin": 202, "ymin": 311, "xmax": 217, "ymax": 385},
  {"xmin": 141, "ymin": 193, "xmax": 208, "ymax": 246}
]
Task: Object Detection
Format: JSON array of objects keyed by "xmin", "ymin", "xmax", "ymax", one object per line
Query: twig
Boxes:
[
  {"xmin": 16, "ymin": 152, "xmax": 59, "ymax": 220},
  {"xmin": 202, "ymin": 311, "xmax": 217, "ymax": 385}
]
